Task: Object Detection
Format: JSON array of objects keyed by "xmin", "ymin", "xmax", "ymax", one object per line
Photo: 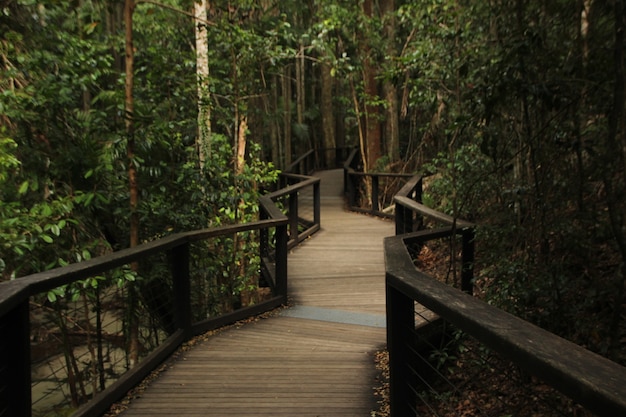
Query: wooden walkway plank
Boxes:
[{"xmin": 119, "ymin": 169, "xmax": 393, "ymax": 417}]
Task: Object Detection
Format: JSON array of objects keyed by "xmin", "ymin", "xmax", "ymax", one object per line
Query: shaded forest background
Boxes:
[{"xmin": 2, "ymin": 0, "xmax": 626, "ymax": 366}]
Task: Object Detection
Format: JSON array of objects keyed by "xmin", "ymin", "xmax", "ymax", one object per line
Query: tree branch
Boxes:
[{"xmin": 135, "ymin": 0, "xmax": 216, "ymax": 26}]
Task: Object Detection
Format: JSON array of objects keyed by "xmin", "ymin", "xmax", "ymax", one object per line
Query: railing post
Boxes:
[
  {"xmin": 275, "ymin": 223, "xmax": 288, "ymax": 298},
  {"xmin": 170, "ymin": 243, "xmax": 191, "ymax": 336},
  {"xmin": 313, "ymin": 180, "xmax": 321, "ymax": 228},
  {"xmin": 394, "ymin": 203, "xmax": 404, "ymax": 235},
  {"xmin": 260, "ymin": 209, "xmax": 269, "ymax": 258},
  {"xmin": 386, "ymin": 278, "xmax": 416, "ymax": 417},
  {"xmin": 346, "ymin": 173, "xmax": 356, "ymax": 209},
  {"xmin": 371, "ymin": 175, "xmax": 379, "ymax": 213},
  {"xmin": 289, "ymin": 191, "xmax": 299, "ymax": 242},
  {"xmin": 461, "ymin": 228, "xmax": 475, "ymax": 295},
  {"xmin": 413, "ymin": 177, "xmax": 423, "ymax": 202},
  {"xmin": 0, "ymin": 298, "xmax": 31, "ymax": 417},
  {"xmin": 414, "ymin": 177, "xmax": 423, "ymax": 230}
]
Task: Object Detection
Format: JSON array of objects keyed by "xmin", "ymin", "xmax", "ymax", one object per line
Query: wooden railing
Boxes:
[
  {"xmin": 0, "ymin": 173, "xmax": 320, "ymax": 417},
  {"xmin": 343, "ymin": 148, "xmax": 415, "ymax": 218},
  {"xmin": 286, "ymin": 147, "xmax": 354, "ymax": 176},
  {"xmin": 270, "ymin": 173, "xmax": 320, "ymax": 249},
  {"xmin": 385, "ymin": 174, "xmax": 626, "ymax": 417}
]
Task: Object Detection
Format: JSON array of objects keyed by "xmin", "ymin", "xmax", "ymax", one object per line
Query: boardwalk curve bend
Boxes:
[{"xmin": 120, "ymin": 169, "xmax": 393, "ymax": 417}]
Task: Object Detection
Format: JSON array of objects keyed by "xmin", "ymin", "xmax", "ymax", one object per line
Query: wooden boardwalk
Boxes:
[{"xmin": 120, "ymin": 170, "xmax": 393, "ymax": 416}]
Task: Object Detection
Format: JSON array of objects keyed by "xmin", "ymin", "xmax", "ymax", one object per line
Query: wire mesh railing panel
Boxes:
[
  {"xmin": 410, "ymin": 236, "xmax": 464, "ymax": 290},
  {"xmin": 378, "ymin": 176, "xmax": 410, "ymax": 214},
  {"xmin": 188, "ymin": 231, "xmax": 268, "ymax": 322},
  {"xmin": 29, "ymin": 255, "xmax": 174, "ymax": 417},
  {"xmin": 408, "ymin": 307, "xmax": 595, "ymax": 417},
  {"xmin": 296, "ymin": 187, "xmax": 315, "ymax": 226}
]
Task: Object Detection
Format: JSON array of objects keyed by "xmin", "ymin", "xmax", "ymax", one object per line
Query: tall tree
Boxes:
[
  {"xmin": 195, "ymin": 0, "xmax": 212, "ymax": 172},
  {"xmin": 123, "ymin": 0, "xmax": 140, "ymax": 367},
  {"xmin": 381, "ymin": 0, "xmax": 400, "ymax": 162},
  {"xmin": 360, "ymin": 0, "xmax": 382, "ymax": 171}
]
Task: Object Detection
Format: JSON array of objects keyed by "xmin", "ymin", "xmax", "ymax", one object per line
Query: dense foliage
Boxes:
[{"xmin": 2, "ymin": 0, "xmax": 626, "ymax": 368}]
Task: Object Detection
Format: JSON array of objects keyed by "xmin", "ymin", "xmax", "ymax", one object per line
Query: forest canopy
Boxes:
[{"xmin": 2, "ymin": 0, "xmax": 626, "ymax": 365}]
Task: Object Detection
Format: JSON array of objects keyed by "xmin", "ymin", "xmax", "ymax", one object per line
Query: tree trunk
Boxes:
[
  {"xmin": 283, "ymin": 65, "xmax": 292, "ymax": 168},
  {"xmin": 195, "ymin": 0, "xmax": 211, "ymax": 172},
  {"xmin": 381, "ymin": 0, "xmax": 400, "ymax": 163},
  {"xmin": 124, "ymin": 0, "xmax": 140, "ymax": 367},
  {"xmin": 361, "ymin": 0, "xmax": 382, "ymax": 171},
  {"xmin": 604, "ymin": 0, "xmax": 626, "ymax": 359},
  {"xmin": 235, "ymin": 115, "xmax": 247, "ymax": 176},
  {"xmin": 124, "ymin": 0, "xmax": 137, "ymax": 250},
  {"xmin": 269, "ymin": 75, "xmax": 281, "ymax": 166},
  {"xmin": 295, "ymin": 43, "xmax": 307, "ymax": 157},
  {"xmin": 320, "ymin": 62, "xmax": 335, "ymax": 168}
]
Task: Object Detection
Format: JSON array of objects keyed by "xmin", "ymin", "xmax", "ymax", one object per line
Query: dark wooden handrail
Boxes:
[
  {"xmin": 392, "ymin": 173, "xmax": 475, "ymax": 294},
  {"xmin": 385, "ymin": 232, "xmax": 626, "ymax": 417},
  {"xmin": 385, "ymin": 172, "xmax": 626, "ymax": 417},
  {"xmin": 286, "ymin": 147, "xmax": 354, "ymax": 175},
  {"xmin": 0, "ymin": 172, "xmax": 319, "ymax": 417}
]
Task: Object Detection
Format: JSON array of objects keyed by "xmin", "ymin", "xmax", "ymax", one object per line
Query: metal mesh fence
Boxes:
[
  {"xmin": 409, "ymin": 307, "xmax": 594, "ymax": 417},
  {"xmin": 30, "ymin": 255, "xmax": 174, "ymax": 417},
  {"xmin": 404, "ymin": 237, "xmax": 596, "ymax": 417}
]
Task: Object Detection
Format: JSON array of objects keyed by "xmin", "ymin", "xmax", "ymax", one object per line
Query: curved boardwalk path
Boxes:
[{"xmin": 120, "ymin": 170, "xmax": 393, "ymax": 416}]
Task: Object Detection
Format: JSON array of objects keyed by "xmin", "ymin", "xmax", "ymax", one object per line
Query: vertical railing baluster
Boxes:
[
  {"xmin": 372, "ymin": 175, "xmax": 379, "ymax": 213},
  {"xmin": 414, "ymin": 177, "xmax": 423, "ymax": 231},
  {"xmin": 314, "ymin": 180, "xmax": 321, "ymax": 228},
  {"xmin": 260, "ymin": 209, "xmax": 269, "ymax": 259},
  {"xmin": 394, "ymin": 203, "xmax": 404, "ymax": 236},
  {"xmin": 289, "ymin": 191, "xmax": 299, "ymax": 243},
  {"xmin": 275, "ymin": 223, "xmax": 288, "ymax": 299},
  {"xmin": 347, "ymin": 173, "xmax": 355, "ymax": 209}
]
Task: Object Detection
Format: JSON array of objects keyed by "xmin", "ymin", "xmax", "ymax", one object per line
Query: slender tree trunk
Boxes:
[
  {"xmin": 195, "ymin": 0, "xmax": 211, "ymax": 172},
  {"xmin": 295, "ymin": 43, "xmax": 307, "ymax": 157},
  {"xmin": 381, "ymin": 0, "xmax": 399, "ymax": 162},
  {"xmin": 364, "ymin": 63, "xmax": 382, "ymax": 169},
  {"xmin": 361, "ymin": 0, "xmax": 382, "ymax": 171},
  {"xmin": 604, "ymin": 0, "xmax": 626, "ymax": 359},
  {"xmin": 349, "ymin": 76, "xmax": 367, "ymax": 172},
  {"xmin": 283, "ymin": 65, "xmax": 292, "ymax": 168},
  {"xmin": 124, "ymin": 0, "xmax": 140, "ymax": 367},
  {"xmin": 573, "ymin": 0, "xmax": 593, "ymax": 211},
  {"xmin": 270, "ymin": 75, "xmax": 281, "ymax": 166},
  {"xmin": 125, "ymin": 0, "xmax": 137, "ymax": 250},
  {"xmin": 235, "ymin": 115, "xmax": 247, "ymax": 175},
  {"xmin": 320, "ymin": 62, "xmax": 335, "ymax": 168}
]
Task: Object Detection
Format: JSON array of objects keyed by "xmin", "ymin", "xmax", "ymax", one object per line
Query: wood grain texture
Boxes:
[{"xmin": 121, "ymin": 169, "xmax": 393, "ymax": 417}]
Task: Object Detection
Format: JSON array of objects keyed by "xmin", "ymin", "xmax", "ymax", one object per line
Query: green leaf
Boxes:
[
  {"xmin": 41, "ymin": 234, "xmax": 53, "ymax": 243},
  {"xmin": 18, "ymin": 180, "xmax": 29, "ymax": 194}
]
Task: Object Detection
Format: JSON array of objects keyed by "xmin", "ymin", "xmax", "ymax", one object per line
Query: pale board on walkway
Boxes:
[{"xmin": 120, "ymin": 169, "xmax": 392, "ymax": 416}]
